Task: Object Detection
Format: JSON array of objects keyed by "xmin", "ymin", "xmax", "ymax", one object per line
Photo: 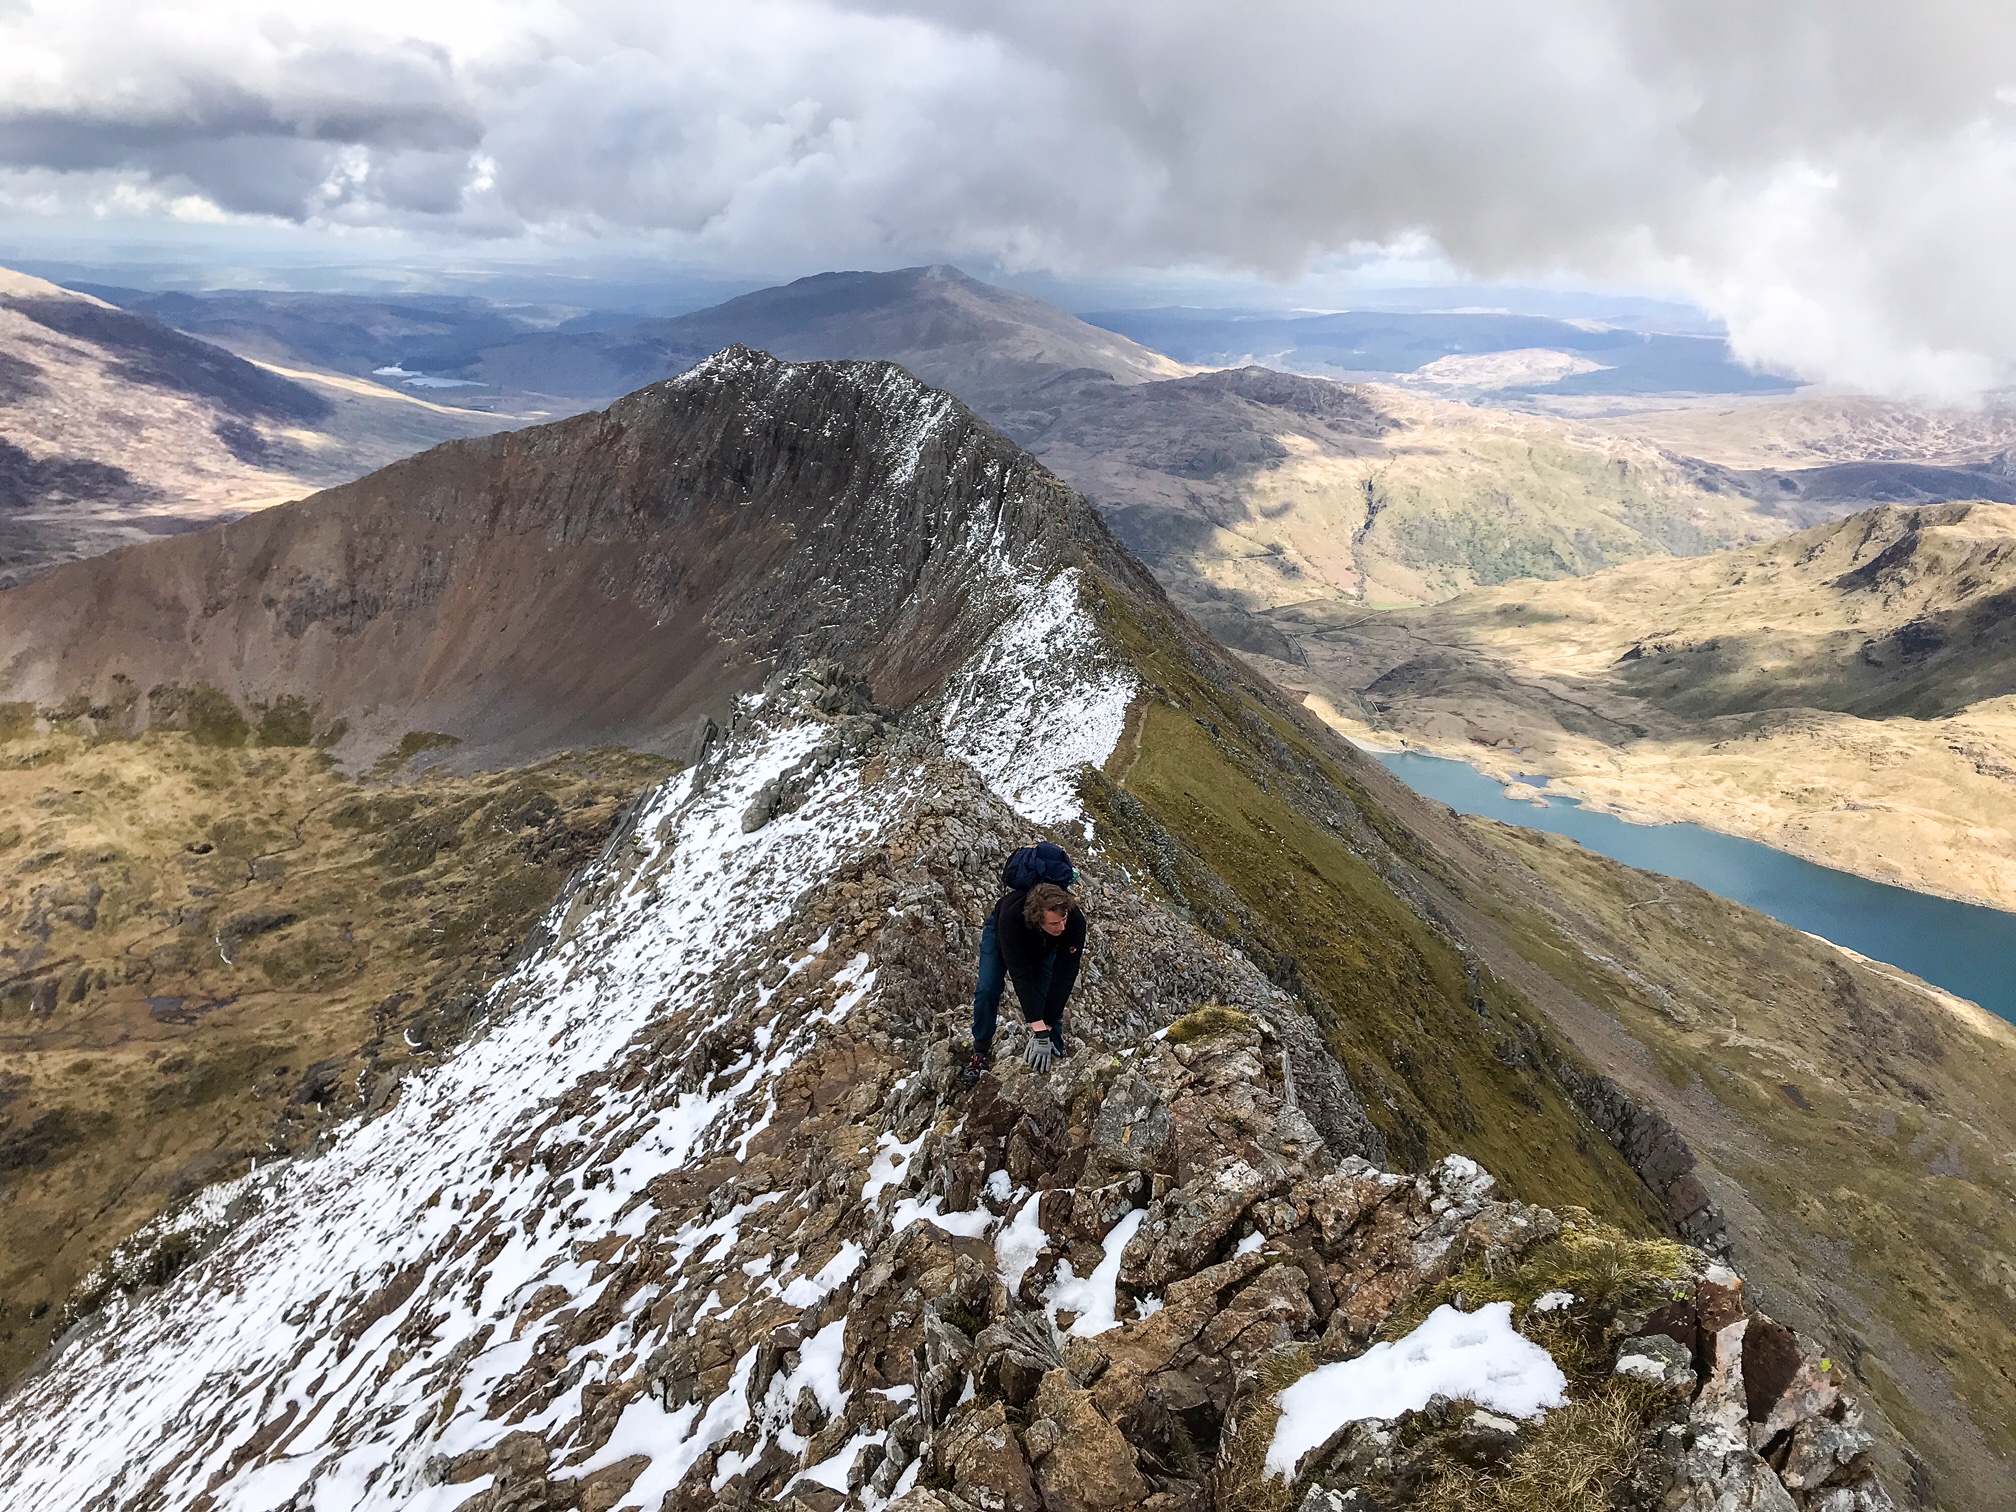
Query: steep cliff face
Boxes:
[
  {"xmin": 0, "ymin": 353, "xmax": 1905, "ymax": 1510},
  {"xmin": 0, "ymin": 347, "xmax": 1115, "ymax": 762}
]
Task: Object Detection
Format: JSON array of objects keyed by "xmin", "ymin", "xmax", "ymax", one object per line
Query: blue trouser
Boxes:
[{"xmin": 971, "ymin": 914, "xmax": 1058, "ymax": 1055}]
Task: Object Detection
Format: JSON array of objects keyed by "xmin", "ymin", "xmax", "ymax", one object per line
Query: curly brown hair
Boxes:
[{"xmin": 1022, "ymin": 881, "xmax": 1073, "ymax": 926}]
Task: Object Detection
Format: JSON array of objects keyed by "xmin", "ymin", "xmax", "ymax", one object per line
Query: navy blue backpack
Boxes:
[{"xmin": 1000, "ymin": 841, "xmax": 1076, "ymax": 891}]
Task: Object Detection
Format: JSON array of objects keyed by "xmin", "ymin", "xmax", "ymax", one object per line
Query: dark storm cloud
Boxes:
[{"xmin": 3, "ymin": 1, "xmax": 2016, "ymax": 397}]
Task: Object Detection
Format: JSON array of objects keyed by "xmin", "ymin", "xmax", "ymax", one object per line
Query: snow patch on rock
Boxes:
[
  {"xmin": 939, "ymin": 567, "xmax": 1136, "ymax": 825},
  {"xmin": 1265, "ymin": 1302, "xmax": 1567, "ymax": 1480},
  {"xmin": 0, "ymin": 710, "xmax": 910, "ymax": 1511}
]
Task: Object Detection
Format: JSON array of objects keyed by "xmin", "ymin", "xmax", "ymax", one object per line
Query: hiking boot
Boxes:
[{"xmin": 960, "ymin": 1050, "xmax": 989, "ymax": 1089}]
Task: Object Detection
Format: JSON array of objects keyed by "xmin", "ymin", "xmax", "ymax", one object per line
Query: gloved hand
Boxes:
[{"xmin": 1023, "ymin": 1033, "xmax": 1056, "ymax": 1074}]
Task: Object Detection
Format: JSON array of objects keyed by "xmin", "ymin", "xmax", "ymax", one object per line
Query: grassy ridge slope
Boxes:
[
  {"xmin": 1077, "ymin": 559, "xmax": 2016, "ymax": 1506},
  {"xmin": 1083, "ymin": 571, "xmax": 1667, "ymax": 1229},
  {"xmin": 1439, "ymin": 816, "xmax": 2016, "ymax": 1507}
]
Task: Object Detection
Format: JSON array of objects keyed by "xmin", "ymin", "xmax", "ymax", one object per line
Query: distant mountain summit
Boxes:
[
  {"xmin": 80, "ymin": 266, "xmax": 1850, "ymax": 627},
  {"xmin": 0, "ymin": 346, "xmax": 1133, "ymax": 763},
  {"xmin": 460, "ymin": 263, "xmax": 1186, "ymax": 410}
]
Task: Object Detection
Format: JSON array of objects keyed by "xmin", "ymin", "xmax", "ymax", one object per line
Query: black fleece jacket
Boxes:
[{"xmin": 993, "ymin": 890, "xmax": 1086, "ymax": 1022}]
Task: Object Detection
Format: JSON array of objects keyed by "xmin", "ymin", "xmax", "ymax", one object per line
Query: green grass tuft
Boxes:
[
  {"xmin": 183, "ymin": 686, "xmax": 250, "ymax": 748},
  {"xmin": 1406, "ymin": 1378, "xmax": 1669, "ymax": 1512},
  {"xmin": 1383, "ymin": 1211, "xmax": 1694, "ymax": 1384},
  {"xmin": 1166, "ymin": 1004, "xmax": 1257, "ymax": 1044},
  {"xmin": 1210, "ymin": 1343, "xmax": 1317, "ymax": 1512},
  {"xmin": 253, "ymin": 696, "xmax": 315, "ymax": 748}
]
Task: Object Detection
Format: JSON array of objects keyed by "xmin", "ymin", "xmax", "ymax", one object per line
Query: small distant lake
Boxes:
[{"xmin": 1376, "ymin": 749, "xmax": 2016, "ymax": 1024}]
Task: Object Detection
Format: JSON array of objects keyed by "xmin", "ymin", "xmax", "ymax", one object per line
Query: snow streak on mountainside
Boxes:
[
  {"xmin": 0, "ymin": 714, "xmax": 881, "ymax": 1507},
  {"xmin": 940, "ymin": 568, "xmax": 1137, "ymax": 827},
  {"xmin": 0, "ymin": 574, "xmax": 1128, "ymax": 1510}
]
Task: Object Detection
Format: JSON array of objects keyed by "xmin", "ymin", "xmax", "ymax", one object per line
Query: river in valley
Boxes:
[{"xmin": 1376, "ymin": 749, "xmax": 2016, "ymax": 1024}]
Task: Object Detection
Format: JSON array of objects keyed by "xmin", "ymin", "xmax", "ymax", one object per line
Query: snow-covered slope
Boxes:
[{"xmin": 0, "ymin": 571, "xmax": 1133, "ymax": 1509}]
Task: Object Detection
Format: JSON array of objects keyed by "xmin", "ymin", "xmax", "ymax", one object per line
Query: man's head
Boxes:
[{"xmin": 1022, "ymin": 881, "xmax": 1072, "ymax": 936}]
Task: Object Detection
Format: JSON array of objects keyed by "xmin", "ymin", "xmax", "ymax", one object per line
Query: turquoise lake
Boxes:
[{"xmin": 1375, "ymin": 749, "xmax": 2016, "ymax": 1024}]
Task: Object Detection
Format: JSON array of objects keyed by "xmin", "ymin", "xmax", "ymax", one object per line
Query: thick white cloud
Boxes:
[{"xmin": 3, "ymin": 0, "xmax": 2016, "ymax": 398}]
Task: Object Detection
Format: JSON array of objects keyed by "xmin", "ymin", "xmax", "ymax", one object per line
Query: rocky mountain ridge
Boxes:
[
  {"xmin": 0, "ymin": 651, "xmax": 1891, "ymax": 1512},
  {"xmin": 0, "ymin": 345, "xmax": 1107, "ymax": 765},
  {"xmin": 0, "ymin": 349, "xmax": 1990, "ymax": 1506}
]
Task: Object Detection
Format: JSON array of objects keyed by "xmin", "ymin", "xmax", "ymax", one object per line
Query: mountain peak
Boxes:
[
  {"xmin": 0, "ymin": 347, "xmax": 1127, "ymax": 762},
  {"xmin": 0, "ymin": 265, "xmax": 110, "ymax": 306}
]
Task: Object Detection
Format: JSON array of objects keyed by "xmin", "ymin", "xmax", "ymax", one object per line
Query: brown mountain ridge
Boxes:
[{"xmin": 0, "ymin": 350, "xmax": 2008, "ymax": 1504}]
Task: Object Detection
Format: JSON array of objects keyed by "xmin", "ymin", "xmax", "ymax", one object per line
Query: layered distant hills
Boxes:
[
  {"xmin": 88, "ymin": 265, "xmax": 2016, "ymax": 630},
  {"xmin": 1286, "ymin": 500, "xmax": 2016, "ymax": 910},
  {"xmin": 1079, "ymin": 304, "xmax": 1798, "ymax": 399},
  {"xmin": 0, "ymin": 268, "xmax": 502, "ymax": 586}
]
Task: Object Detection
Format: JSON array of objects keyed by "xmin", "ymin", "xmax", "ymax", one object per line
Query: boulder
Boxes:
[
  {"xmin": 848, "ymin": 1223, "xmax": 993, "ymax": 1392},
  {"xmin": 1027, "ymin": 1371, "xmax": 1150, "ymax": 1510},
  {"xmin": 1449, "ymin": 1409, "xmax": 1523, "ymax": 1467},
  {"xmin": 937, "ymin": 1400, "xmax": 1042, "ymax": 1512},
  {"xmin": 1453, "ymin": 1201, "xmax": 1561, "ymax": 1275},
  {"xmin": 1090, "ymin": 1072, "xmax": 1174, "ymax": 1176},
  {"xmin": 1193, "ymin": 1261, "xmax": 1316, "ymax": 1365},
  {"xmin": 1297, "ymin": 1165, "xmax": 1409, "ymax": 1259},
  {"xmin": 1780, "ymin": 1414, "xmax": 1879, "ymax": 1494},
  {"xmin": 1615, "ymin": 1333, "xmax": 1697, "ymax": 1393},
  {"xmin": 1658, "ymin": 1434, "xmax": 1799, "ymax": 1512},
  {"xmin": 1120, "ymin": 1160, "xmax": 1282, "ymax": 1289},
  {"xmin": 1067, "ymin": 1178, "xmax": 1145, "ymax": 1244}
]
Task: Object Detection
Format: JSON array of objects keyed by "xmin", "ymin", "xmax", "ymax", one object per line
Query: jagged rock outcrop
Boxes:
[
  {"xmin": 0, "ymin": 661, "xmax": 1892, "ymax": 1512},
  {"xmin": 1550, "ymin": 1061, "xmax": 1729, "ymax": 1254}
]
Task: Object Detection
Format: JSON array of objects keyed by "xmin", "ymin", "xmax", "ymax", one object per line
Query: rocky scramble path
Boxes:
[{"xmin": 0, "ymin": 646, "xmax": 1894, "ymax": 1512}]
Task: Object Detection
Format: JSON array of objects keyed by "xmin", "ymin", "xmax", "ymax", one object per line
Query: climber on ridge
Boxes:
[{"xmin": 961, "ymin": 841, "xmax": 1086, "ymax": 1088}]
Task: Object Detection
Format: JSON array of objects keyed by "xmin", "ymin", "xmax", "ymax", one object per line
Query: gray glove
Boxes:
[{"xmin": 1023, "ymin": 1033, "xmax": 1056, "ymax": 1074}]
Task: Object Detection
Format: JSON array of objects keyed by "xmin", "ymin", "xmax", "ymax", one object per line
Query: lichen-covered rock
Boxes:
[
  {"xmin": 938, "ymin": 1400, "xmax": 1041, "ymax": 1512},
  {"xmin": 1027, "ymin": 1370, "xmax": 1151, "ymax": 1510},
  {"xmin": 1781, "ymin": 1413, "xmax": 1880, "ymax": 1494},
  {"xmin": 1665, "ymin": 1436, "xmax": 1801, "ymax": 1512},
  {"xmin": 1089, "ymin": 1070, "xmax": 1174, "ymax": 1175},
  {"xmin": 1617, "ymin": 1332, "xmax": 1698, "ymax": 1393},
  {"xmin": 1119, "ymin": 1157, "xmax": 1283, "ymax": 1289}
]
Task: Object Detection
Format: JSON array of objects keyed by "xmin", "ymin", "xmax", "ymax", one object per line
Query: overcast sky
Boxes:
[{"xmin": 3, "ymin": 1, "xmax": 2015, "ymax": 399}]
